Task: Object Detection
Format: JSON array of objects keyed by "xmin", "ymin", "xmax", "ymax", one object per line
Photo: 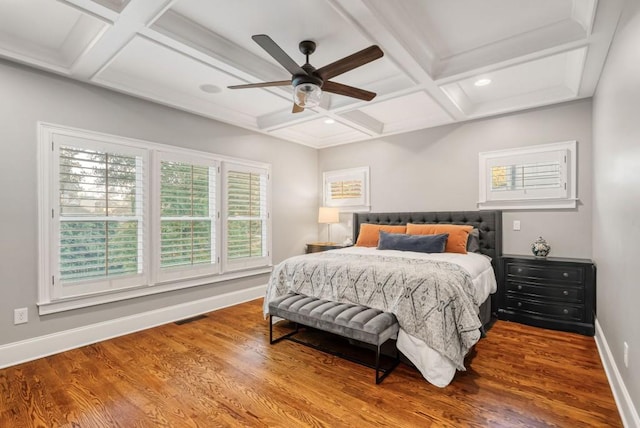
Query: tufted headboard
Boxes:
[{"xmin": 352, "ymin": 210, "xmax": 503, "ymax": 294}]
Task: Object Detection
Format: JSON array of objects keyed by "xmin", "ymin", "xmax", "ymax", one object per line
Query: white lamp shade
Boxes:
[{"xmin": 318, "ymin": 206, "xmax": 340, "ymax": 224}]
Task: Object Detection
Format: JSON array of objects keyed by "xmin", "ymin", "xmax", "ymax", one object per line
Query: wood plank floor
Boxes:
[{"xmin": 0, "ymin": 299, "xmax": 621, "ymax": 427}]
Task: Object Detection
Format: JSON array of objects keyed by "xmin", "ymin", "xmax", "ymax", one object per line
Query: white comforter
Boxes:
[
  {"xmin": 330, "ymin": 247, "xmax": 496, "ymax": 387},
  {"xmin": 267, "ymin": 247, "xmax": 497, "ymax": 387}
]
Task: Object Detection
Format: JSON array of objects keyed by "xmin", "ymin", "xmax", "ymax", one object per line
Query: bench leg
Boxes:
[
  {"xmin": 375, "ymin": 344, "xmax": 401, "ymax": 384},
  {"xmin": 269, "ymin": 315, "xmax": 299, "ymax": 344}
]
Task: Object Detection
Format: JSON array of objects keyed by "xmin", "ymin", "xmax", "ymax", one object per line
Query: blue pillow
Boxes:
[{"xmin": 377, "ymin": 231, "xmax": 449, "ymax": 253}]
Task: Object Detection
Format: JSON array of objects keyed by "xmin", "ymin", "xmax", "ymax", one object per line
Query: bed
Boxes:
[{"xmin": 264, "ymin": 210, "xmax": 502, "ymax": 387}]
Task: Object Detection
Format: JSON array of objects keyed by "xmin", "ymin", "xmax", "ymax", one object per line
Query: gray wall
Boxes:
[
  {"xmin": 319, "ymin": 99, "xmax": 593, "ymax": 259},
  {"xmin": 0, "ymin": 59, "xmax": 318, "ymax": 346},
  {"xmin": 592, "ymin": 0, "xmax": 640, "ymax": 416}
]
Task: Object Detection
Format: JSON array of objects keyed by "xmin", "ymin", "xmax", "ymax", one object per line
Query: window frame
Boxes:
[
  {"xmin": 52, "ymin": 136, "xmax": 149, "ymax": 300},
  {"xmin": 222, "ymin": 162, "xmax": 272, "ymax": 272},
  {"xmin": 38, "ymin": 122, "xmax": 272, "ymax": 315},
  {"xmin": 152, "ymin": 150, "xmax": 221, "ymax": 285},
  {"xmin": 478, "ymin": 141, "xmax": 577, "ymax": 210}
]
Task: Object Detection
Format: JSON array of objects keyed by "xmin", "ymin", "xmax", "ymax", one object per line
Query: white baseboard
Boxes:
[
  {"xmin": 0, "ymin": 284, "xmax": 266, "ymax": 370},
  {"xmin": 595, "ymin": 319, "xmax": 640, "ymax": 428}
]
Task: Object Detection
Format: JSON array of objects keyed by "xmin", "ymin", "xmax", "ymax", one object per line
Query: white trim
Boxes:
[
  {"xmin": 38, "ymin": 122, "xmax": 270, "ymax": 169},
  {"xmin": 38, "ymin": 267, "xmax": 271, "ymax": 315},
  {"xmin": 2, "ymin": 284, "xmax": 266, "ymax": 370},
  {"xmin": 594, "ymin": 319, "xmax": 640, "ymax": 428}
]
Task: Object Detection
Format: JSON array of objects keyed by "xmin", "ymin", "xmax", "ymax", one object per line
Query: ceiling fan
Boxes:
[{"xmin": 228, "ymin": 34, "xmax": 384, "ymax": 113}]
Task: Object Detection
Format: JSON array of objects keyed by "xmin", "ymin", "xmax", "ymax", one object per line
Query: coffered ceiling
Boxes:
[{"xmin": 0, "ymin": 0, "xmax": 623, "ymax": 148}]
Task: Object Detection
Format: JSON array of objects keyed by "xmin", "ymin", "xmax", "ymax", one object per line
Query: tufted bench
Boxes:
[{"xmin": 269, "ymin": 293, "xmax": 400, "ymax": 384}]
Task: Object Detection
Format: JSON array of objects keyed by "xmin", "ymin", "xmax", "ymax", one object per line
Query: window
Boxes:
[
  {"xmin": 38, "ymin": 123, "xmax": 271, "ymax": 313},
  {"xmin": 52, "ymin": 134, "xmax": 148, "ymax": 299},
  {"xmin": 478, "ymin": 141, "xmax": 577, "ymax": 210},
  {"xmin": 223, "ymin": 163, "xmax": 270, "ymax": 271},
  {"xmin": 156, "ymin": 152, "xmax": 220, "ymax": 283}
]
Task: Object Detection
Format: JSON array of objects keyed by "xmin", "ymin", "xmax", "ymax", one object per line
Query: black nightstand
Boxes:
[
  {"xmin": 305, "ymin": 243, "xmax": 346, "ymax": 254},
  {"xmin": 499, "ymin": 255, "xmax": 596, "ymax": 336}
]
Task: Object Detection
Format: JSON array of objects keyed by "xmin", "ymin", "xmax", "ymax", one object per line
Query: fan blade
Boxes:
[
  {"xmin": 323, "ymin": 81, "xmax": 376, "ymax": 101},
  {"xmin": 228, "ymin": 80, "xmax": 290, "ymax": 89},
  {"xmin": 292, "ymin": 103, "xmax": 304, "ymax": 113},
  {"xmin": 252, "ymin": 34, "xmax": 307, "ymax": 76},
  {"xmin": 316, "ymin": 45, "xmax": 383, "ymax": 80}
]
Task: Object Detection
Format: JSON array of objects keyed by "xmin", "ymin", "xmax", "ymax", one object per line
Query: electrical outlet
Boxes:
[
  {"xmin": 14, "ymin": 307, "xmax": 28, "ymax": 325},
  {"xmin": 513, "ymin": 220, "xmax": 521, "ymax": 231},
  {"xmin": 624, "ymin": 342, "xmax": 629, "ymax": 368}
]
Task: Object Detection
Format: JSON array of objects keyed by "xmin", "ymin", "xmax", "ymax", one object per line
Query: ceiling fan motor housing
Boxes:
[{"xmin": 292, "ymin": 64, "xmax": 323, "ymax": 88}]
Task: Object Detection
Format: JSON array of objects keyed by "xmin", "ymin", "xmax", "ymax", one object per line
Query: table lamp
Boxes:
[{"xmin": 318, "ymin": 207, "xmax": 340, "ymax": 244}]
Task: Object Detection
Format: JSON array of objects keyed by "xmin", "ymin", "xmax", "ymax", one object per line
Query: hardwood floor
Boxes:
[{"xmin": 0, "ymin": 299, "xmax": 621, "ymax": 427}]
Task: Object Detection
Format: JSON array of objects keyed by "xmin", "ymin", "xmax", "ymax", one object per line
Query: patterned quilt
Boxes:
[{"xmin": 264, "ymin": 252, "xmax": 482, "ymax": 371}]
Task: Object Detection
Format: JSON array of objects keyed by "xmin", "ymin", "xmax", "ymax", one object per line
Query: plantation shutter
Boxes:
[
  {"xmin": 159, "ymin": 157, "xmax": 218, "ymax": 278},
  {"xmin": 54, "ymin": 137, "xmax": 147, "ymax": 297},
  {"xmin": 486, "ymin": 149, "xmax": 569, "ymax": 202},
  {"xmin": 224, "ymin": 163, "xmax": 270, "ymax": 270}
]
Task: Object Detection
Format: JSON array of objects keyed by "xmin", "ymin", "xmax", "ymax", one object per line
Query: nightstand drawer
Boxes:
[
  {"xmin": 505, "ymin": 297, "xmax": 583, "ymax": 321},
  {"xmin": 506, "ymin": 281, "xmax": 583, "ymax": 303},
  {"xmin": 507, "ymin": 263, "xmax": 583, "ymax": 283}
]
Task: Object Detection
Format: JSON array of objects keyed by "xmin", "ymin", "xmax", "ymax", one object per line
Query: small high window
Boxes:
[{"xmin": 478, "ymin": 141, "xmax": 577, "ymax": 210}]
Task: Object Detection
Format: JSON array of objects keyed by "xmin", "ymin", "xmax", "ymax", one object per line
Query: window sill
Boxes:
[
  {"xmin": 478, "ymin": 198, "xmax": 578, "ymax": 210},
  {"xmin": 37, "ymin": 266, "xmax": 272, "ymax": 315}
]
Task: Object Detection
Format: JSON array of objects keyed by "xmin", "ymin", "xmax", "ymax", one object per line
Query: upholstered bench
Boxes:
[{"xmin": 268, "ymin": 293, "xmax": 400, "ymax": 384}]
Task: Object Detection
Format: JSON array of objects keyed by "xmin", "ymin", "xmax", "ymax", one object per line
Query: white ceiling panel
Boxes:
[
  {"xmin": 411, "ymin": 0, "xmax": 577, "ymax": 59},
  {"xmin": 0, "ymin": 0, "xmax": 107, "ymax": 71},
  {"xmin": 0, "ymin": 0, "xmax": 623, "ymax": 148},
  {"xmin": 439, "ymin": 48, "xmax": 587, "ymax": 117},
  {"xmin": 95, "ymin": 36, "xmax": 291, "ymax": 125},
  {"xmin": 269, "ymin": 118, "xmax": 371, "ymax": 148},
  {"xmin": 356, "ymin": 91, "xmax": 453, "ymax": 134}
]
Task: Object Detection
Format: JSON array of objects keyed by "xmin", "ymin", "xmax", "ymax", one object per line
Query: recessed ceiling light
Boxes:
[
  {"xmin": 199, "ymin": 84, "xmax": 222, "ymax": 94},
  {"xmin": 324, "ymin": 118, "xmax": 335, "ymax": 124},
  {"xmin": 474, "ymin": 78, "xmax": 492, "ymax": 87}
]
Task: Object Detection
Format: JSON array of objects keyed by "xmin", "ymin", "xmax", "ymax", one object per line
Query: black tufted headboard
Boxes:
[{"xmin": 353, "ymin": 210, "xmax": 503, "ymax": 293}]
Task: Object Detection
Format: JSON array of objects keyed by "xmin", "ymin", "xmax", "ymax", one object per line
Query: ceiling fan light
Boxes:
[{"xmin": 294, "ymin": 83, "xmax": 322, "ymax": 108}]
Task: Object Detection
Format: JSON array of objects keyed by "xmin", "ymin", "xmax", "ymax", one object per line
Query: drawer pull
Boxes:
[
  {"xmin": 563, "ymin": 290, "xmax": 569, "ymax": 296},
  {"xmin": 517, "ymin": 302, "xmax": 522, "ymax": 307},
  {"xmin": 562, "ymin": 272, "xmax": 569, "ymax": 278},
  {"xmin": 517, "ymin": 285, "xmax": 523, "ymax": 290},
  {"xmin": 517, "ymin": 268, "xmax": 523, "ymax": 273},
  {"xmin": 563, "ymin": 308, "xmax": 569, "ymax": 314}
]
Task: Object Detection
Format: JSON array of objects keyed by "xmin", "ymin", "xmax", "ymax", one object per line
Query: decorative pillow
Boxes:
[
  {"xmin": 405, "ymin": 223, "xmax": 473, "ymax": 254},
  {"xmin": 467, "ymin": 228, "xmax": 481, "ymax": 253},
  {"xmin": 355, "ymin": 224, "xmax": 406, "ymax": 247},
  {"xmin": 377, "ymin": 231, "xmax": 449, "ymax": 253}
]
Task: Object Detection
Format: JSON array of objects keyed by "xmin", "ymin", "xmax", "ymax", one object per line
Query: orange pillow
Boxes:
[
  {"xmin": 355, "ymin": 224, "xmax": 406, "ymax": 247},
  {"xmin": 405, "ymin": 224, "xmax": 473, "ymax": 254}
]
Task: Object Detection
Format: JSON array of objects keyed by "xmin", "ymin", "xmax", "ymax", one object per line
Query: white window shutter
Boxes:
[
  {"xmin": 223, "ymin": 163, "xmax": 271, "ymax": 271},
  {"xmin": 156, "ymin": 153, "xmax": 220, "ymax": 282}
]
